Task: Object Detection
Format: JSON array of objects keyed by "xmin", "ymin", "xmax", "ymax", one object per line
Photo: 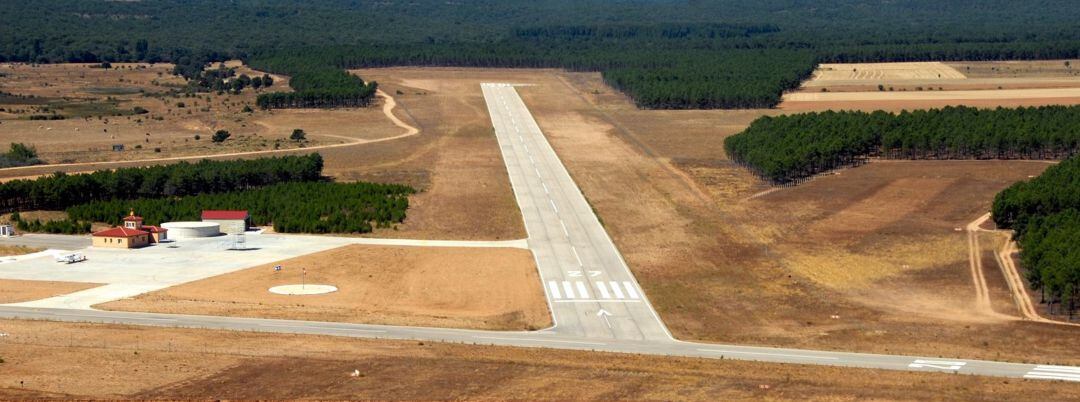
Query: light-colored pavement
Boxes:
[
  {"xmin": 0, "ymin": 83, "xmax": 1077, "ymax": 383},
  {"xmin": 0, "ymin": 233, "xmax": 528, "ymax": 309},
  {"xmin": 482, "ymin": 83, "xmax": 670, "ymax": 342}
]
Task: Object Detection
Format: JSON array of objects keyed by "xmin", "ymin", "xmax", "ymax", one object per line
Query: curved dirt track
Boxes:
[
  {"xmin": 0, "ymin": 90, "xmax": 420, "ymax": 175},
  {"xmin": 967, "ymin": 213, "xmax": 1080, "ymax": 327}
]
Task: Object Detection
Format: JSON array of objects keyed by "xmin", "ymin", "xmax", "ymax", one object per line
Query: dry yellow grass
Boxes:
[
  {"xmin": 814, "ymin": 62, "xmax": 967, "ymax": 81},
  {"xmin": 2, "ymin": 319, "xmax": 1079, "ymax": 400},
  {"xmin": 0, "ymin": 279, "xmax": 100, "ymax": 303},
  {"xmin": 99, "ymin": 245, "xmax": 551, "ymax": 330}
]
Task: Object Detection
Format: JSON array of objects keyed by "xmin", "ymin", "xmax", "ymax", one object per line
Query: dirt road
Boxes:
[{"xmin": 0, "ymin": 90, "xmax": 421, "ymax": 175}]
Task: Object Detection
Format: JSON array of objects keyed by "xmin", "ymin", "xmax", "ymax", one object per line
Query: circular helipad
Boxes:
[{"xmin": 268, "ymin": 284, "xmax": 338, "ymax": 295}]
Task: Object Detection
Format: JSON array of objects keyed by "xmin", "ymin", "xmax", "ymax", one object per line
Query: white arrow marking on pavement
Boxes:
[
  {"xmin": 597, "ymin": 309, "xmax": 613, "ymax": 329},
  {"xmin": 908, "ymin": 359, "xmax": 966, "ymax": 371}
]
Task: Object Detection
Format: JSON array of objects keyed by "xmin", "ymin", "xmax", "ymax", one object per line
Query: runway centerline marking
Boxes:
[
  {"xmin": 475, "ymin": 336, "xmax": 607, "ymax": 346},
  {"xmin": 698, "ymin": 349, "xmax": 841, "ymax": 360}
]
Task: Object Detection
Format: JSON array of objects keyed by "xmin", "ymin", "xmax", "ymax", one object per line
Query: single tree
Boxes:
[
  {"xmin": 290, "ymin": 129, "xmax": 306, "ymax": 142},
  {"xmin": 212, "ymin": 130, "xmax": 231, "ymax": 143}
]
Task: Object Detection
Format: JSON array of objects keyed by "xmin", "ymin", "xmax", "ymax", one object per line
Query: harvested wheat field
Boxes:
[
  {"xmin": 99, "ymin": 245, "xmax": 550, "ymax": 331},
  {"xmin": 1, "ymin": 319, "xmax": 1077, "ymax": 400},
  {"xmin": 0, "ymin": 279, "xmax": 99, "ymax": 303},
  {"xmin": 813, "ymin": 62, "xmax": 968, "ymax": 81},
  {"xmin": 783, "ymin": 60, "xmax": 1080, "ymax": 111}
]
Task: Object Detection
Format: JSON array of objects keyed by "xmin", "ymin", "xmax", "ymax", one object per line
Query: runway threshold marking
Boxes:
[
  {"xmin": 698, "ymin": 349, "xmax": 841, "ymax": 360},
  {"xmin": 548, "ymin": 281, "xmax": 642, "ymax": 301},
  {"xmin": 1024, "ymin": 365, "xmax": 1080, "ymax": 382}
]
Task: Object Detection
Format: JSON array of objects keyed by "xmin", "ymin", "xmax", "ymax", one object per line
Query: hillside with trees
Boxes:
[
  {"xmin": 2, "ymin": 1, "xmax": 1078, "ymax": 110},
  {"xmin": 725, "ymin": 106, "xmax": 1080, "ymax": 184},
  {"xmin": 992, "ymin": 157, "xmax": 1080, "ymax": 317}
]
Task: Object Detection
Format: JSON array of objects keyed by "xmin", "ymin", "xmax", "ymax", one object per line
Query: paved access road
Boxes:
[
  {"xmin": 2, "ymin": 305, "xmax": 1077, "ymax": 382},
  {"xmin": 0, "ymin": 83, "xmax": 1077, "ymax": 383}
]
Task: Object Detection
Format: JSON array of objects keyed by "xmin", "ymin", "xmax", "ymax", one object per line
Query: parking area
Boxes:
[{"xmin": 0, "ymin": 234, "xmax": 358, "ymax": 309}]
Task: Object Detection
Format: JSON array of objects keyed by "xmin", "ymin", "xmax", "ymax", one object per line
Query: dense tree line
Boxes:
[
  {"xmin": 726, "ymin": 106, "xmax": 1080, "ymax": 184},
  {"xmin": 0, "ymin": 154, "xmax": 324, "ymax": 212},
  {"xmin": 992, "ymin": 157, "xmax": 1080, "ymax": 317},
  {"xmin": 2, "ymin": 1, "xmax": 1078, "ymax": 110},
  {"xmin": 67, "ymin": 181, "xmax": 414, "ymax": 234}
]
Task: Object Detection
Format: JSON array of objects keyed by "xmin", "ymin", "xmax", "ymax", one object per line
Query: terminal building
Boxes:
[{"xmin": 92, "ymin": 211, "xmax": 168, "ymax": 249}]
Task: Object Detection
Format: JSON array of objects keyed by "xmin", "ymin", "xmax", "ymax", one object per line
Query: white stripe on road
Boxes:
[
  {"xmin": 609, "ymin": 281, "xmax": 625, "ymax": 299},
  {"xmin": 559, "ymin": 220, "xmax": 569, "ymax": 237},
  {"xmin": 570, "ymin": 246, "xmax": 583, "ymax": 266},
  {"xmin": 1024, "ymin": 374, "xmax": 1080, "ymax": 382},
  {"xmin": 698, "ymin": 349, "xmax": 841, "ymax": 360},
  {"xmin": 475, "ymin": 336, "xmax": 607, "ymax": 346},
  {"xmin": 1032, "ymin": 365, "xmax": 1080, "ymax": 373},
  {"xmin": 550, "ymin": 199, "xmax": 559, "ymax": 213},
  {"xmin": 542, "ymin": 182, "xmax": 549, "ymax": 194},
  {"xmin": 562, "ymin": 281, "xmax": 576, "ymax": 299},
  {"xmin": 595, "ymin": 281, "xmax": 611, "ymax": 299},
  {"xmin": 623, "ymin": 282, "xmax": 640, "ymax": 299},
  {"xmin": 1024, "ymin": 365, "xmax": 1080, "ymax": 382},
  {"xmin": 548, "ymin": 281, "xmax": 562, "ymax": 299},
  {"xmin": 575, "ymin": 281, "xmax": 590, "ymax": 299}
]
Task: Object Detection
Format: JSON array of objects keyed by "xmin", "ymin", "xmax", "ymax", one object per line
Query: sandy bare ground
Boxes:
[
  {"xmin": 0, "ymin": 279, "xmax": 100, "ymax": 303},
  {"xmin": 2, "ymin": 319, "xmax": 1078, "ymax": 400},
  {"xmin": 968, "ymin": 218, "xmax": 1080, "ymax": 327},
  {"xmin": 99, "ymin": 245, "xmax": 551, "ymax": 331}
]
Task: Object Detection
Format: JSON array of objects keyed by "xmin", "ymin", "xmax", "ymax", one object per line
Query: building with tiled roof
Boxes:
[{"xmin": 92, "ymin": 210, "xmax": 168, "ymax": 249}]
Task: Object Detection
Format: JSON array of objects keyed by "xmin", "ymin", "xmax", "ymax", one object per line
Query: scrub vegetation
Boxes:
[{"xmin": 2, "ymin": 1, "xmax": 1078, "ymax": 109}]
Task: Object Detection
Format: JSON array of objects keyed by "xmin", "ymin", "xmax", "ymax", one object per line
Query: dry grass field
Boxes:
[
  {"xmin": 0, "ymin": 63, "xmax": 525, "ymax": 241},
  {"xmin": 479, "ymin": 69, "xmax": 1080, "ymax": 364},
  {"xmin": 1, "ymin": 319, "xmax": 1077, "ymax": 400},
  {"xmin": 99, "ymin": 245, "xmax": 551, "ymax": 331},
  {"xmin": 783, "ymin": 60, "xmax": 1080, "ymax": 111},
  {"xmin": 0, "ymin": 279, "xmax": 99, "ymax": 303},
  {"xmin": 0, "ymin": 62, "xmax": 352, "ymax": 163},
  {"xmin": 0, "ymin": 245, "xmax": 42, "ymax": 257}
]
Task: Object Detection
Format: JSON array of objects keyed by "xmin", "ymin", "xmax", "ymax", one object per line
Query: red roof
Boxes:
[
  {"xmin": 93, "ymin": 227, "xmax": 148, "ymax": 238},
  {"xmin": 142, "ymin": 225, "xmax": 168, "ymax": 233},
  {"xmin": 122, "ymin": 215, "xmax": 143, "ymax": 222},
  {"xmin": 202, "ymin": 210, "xmax": 249, "ymax": 220}
]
